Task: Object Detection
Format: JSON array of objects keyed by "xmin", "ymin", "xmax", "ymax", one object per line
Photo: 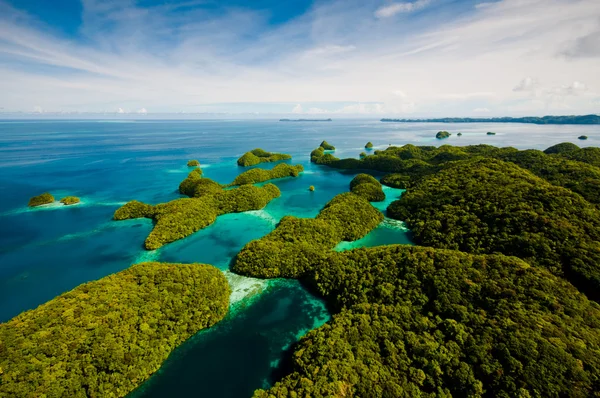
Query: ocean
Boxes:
[{"xmin": 0, "ymin": 118, "xmax": 596, "ymax": 396}]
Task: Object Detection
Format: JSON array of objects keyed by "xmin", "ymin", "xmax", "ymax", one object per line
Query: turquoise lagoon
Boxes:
[{"xmin": 0, "ymin": 119, "xmax": 597, "ymax": 396}]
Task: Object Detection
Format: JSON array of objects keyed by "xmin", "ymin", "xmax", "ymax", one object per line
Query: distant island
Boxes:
[
  {"xmin": 280, "ymin": 118, "xmax": 332, "ymax": 122},
  {"xmin": 381, "ymin": 114, "xmax": 600, "ymax": 125}
]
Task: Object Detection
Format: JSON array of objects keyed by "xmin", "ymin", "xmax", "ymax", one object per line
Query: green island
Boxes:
[
  {"xmin": 229, "ymin": 163, "xmax": 304, "ymax": 186},
  {"xmin": 28, "ymin": 192, "xmax": 54, "ymax": 207},
  {"xmin": 387, "ymin": 157, "xmax": 600, "ymax": 301},
  {"xmin": 349, "ymin": 173, "xmax": 385, "ymax": 202},
  {"xmin": 381, "ymin": 114, "xmax": 600, "ymax": 124},
  {"xmin": 115, "ymin": 167, "xmax": 282, "ymax": 249},
  {"xmin": 435, "ymin": 131, "xmax": 451, "ymax": 139},
  {"xmin": 457, "ymin": 132, "xmax": 463, "ymax": 136},
  {"xmin": 0, "ymin": 261, "xmax": 229, "ymax": 398},
  {"xmin": 487, "ymin": 131, "xmax": 496, "ymax": 135},
  {"xmin": 252, "ymin": 245, "xmax": 600, "ymax": 397},
  {"xmin": 310, "ymin": 142, "xmax": 600, "ymax": 205},
  {"xmin": 237, "ymin": 148, "xmax": 292, "ymax": 167},
  {"xmin": 232, "ymin": 192, "xmax": 383, "ymax": 279},
  {"xmin": 187, "ymin": 159, "xmax": 200, "ymax": 167},
  {"xmin": 359, "ymin": 151, "xmax": 367, "ymax": 158},
  {"xmin": 319, "ymin": 140, "xmax": 335, "ymax": 150},
  {"xmin": 579, "ymin": 135, "xmax": 588, "ymax": 140},
  {"xmin": 60, "ymin": 196, "xmax": 80, "ymax": 205},
  {"xmin": 365, "ymin": 141, "xmax": 373, "ymax": 149}
]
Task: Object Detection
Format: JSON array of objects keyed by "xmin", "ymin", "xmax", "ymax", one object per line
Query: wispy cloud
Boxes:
[
  {"xmin": 0, "ymin": 0, "xmax": 598, "ymax": 116},
  {"xmin": 375, "ymin": 0, "xmax": 432, "ymax": 18}
]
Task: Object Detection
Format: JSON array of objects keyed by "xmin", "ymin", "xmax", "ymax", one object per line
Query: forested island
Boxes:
[
  {"xmin": 8, "ymin": 139, "xmax": 600, "ymax": 398},
  {"xmin": 0, "ymin": 262, "xmax": 230, "ymax": 397},
  {"xmin": 237, "ymin": 148, "xmax": 292, "ymax": 167},
  {"xmin": 381, "ymin": 114, "xmax": 600, "ymax": 124},
  {"xmin": 234, "ymin": 139, "xmax": 600, "ymax": 397}
]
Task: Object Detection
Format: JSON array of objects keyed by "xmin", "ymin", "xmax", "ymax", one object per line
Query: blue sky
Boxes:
[{"xmin": 0, "ymin": 0, "xmax": 598, "ymax": 116}]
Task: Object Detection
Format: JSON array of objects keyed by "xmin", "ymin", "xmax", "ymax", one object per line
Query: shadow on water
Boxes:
[{"xmin": 129, "ymin": 280, "xmax": 329, "ymax": 398}]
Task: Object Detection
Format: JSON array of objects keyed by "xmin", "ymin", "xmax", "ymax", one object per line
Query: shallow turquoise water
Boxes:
[{"xmin": 0, "ymin": 119, "xmax": 595, "ymax": 396}]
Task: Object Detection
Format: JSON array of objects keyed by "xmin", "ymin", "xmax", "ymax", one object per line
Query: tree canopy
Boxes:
[
  {"xmin": 115, "ymin": 181, "xmax": 280, "ymax": 250},
  {"xmin": 387, "ymin": 157, "xmax": 600, "ymax": 301},
  {"xmin": 0, "ymin": 262, "xmax": 230, "ymax": 398},
  {"xmin": 229, "ymin": 164, "xmax": 304, "ymax": 186},
  {"xmin": 237, "ymin": 149, "xmax": 292, "ymax": 167},
  {"xmin": 28, "ymin": 192, "xmax": 54, "ymax": 207}
]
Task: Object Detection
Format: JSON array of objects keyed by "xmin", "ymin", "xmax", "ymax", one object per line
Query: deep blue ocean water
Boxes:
[{"xmin": 0, "ymin": 119, "xmax": 597, "ymax": 396}]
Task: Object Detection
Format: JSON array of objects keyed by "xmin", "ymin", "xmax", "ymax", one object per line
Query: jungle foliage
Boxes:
[
  {"xmin": 237, "ymin": 148, "xmax": 292, "ymax": 167},
  {"xmin": 232, "ymin": 192, "xmax": 383, "ymax": 278},
  {"xmin": 178, "ymin": 168, "xmax": 205, "ymax": 197},
  {"xmin": 187, "ymin": 159, "xmax": 200, "ymax": 167},
  {"xmin": 320, "ymin": 140, "xmax": 336, "ymax": 150},
  {"xmin": 349, "ymin": 173, "xmax": 385, "ymax": 202},
  {"xmin": 114, "ymin": 182, "xmax": 280, "ymax": 249},
  {"xmin": 254, "ymin": 245, "xmax": 600, "ymax": 398},
  {"xmin": 387, "ymin": 157, "xmax": 600, "ymax": 301},
  {"xmin": 28, "ymin": 192, "xmax": 54, "ymax": 207},
  {"xmin": 60, "ymin": 196, "xmax": 80, "ymax": 205},
  {"xmin": 309, "ymin": 142, "xmax": 600, "ymax": 206},
  {"xmin": 229, "ymin": 164, "xmax": 304, "ymax": 186},
  {"xmin": 365, "ymin": 141, "xmax": 373, "ymax": 149},
  {"xmin": 0, "ymin": 262, "xmax": 229, "ymax": 398}
]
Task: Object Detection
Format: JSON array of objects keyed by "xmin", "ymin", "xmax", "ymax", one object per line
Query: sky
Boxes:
[{"xmin": 0, "ymin": 0, "xmax": 598, "ymax": 117}]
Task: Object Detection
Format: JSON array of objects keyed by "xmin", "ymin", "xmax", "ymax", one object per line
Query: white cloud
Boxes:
[
  {"xmin": 375, "ymin": 0, "xmax": 431, "ymax": 18},
  {"xmin": 513, "ymin": 77, "xmax": 538, "ymax": 92},
  {"xmin": 473, "ymin": 107, "xmax": 491, "ymax": 113},
  {"xmin": 117, "ymin": 108, "xmax": 126, "ymax": 114},
  {"xmin": 549, "ymin": 81, "xmax": 587, "ymax": 96},
  {"xmin": 33, "ymin": 105, "xmax": 43, "ymax": 113},
  {"xmin": 291, "ymin": 104, "xmax": 303, "ymax": 113},
  {"xmin": 137, "ymin": 107, "xmax": 148, "ymax": 114},
  {"xmin": 0, "ymin": 0, "xmax": 598, "ymax": 116}
]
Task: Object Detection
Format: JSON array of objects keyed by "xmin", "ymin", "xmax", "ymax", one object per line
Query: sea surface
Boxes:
[{"xmin": 0, "ymin": 119, "xmax": 597, "ymax": 396}]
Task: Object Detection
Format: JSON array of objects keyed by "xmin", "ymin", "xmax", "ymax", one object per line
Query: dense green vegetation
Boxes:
[
  {"xmin": 457, "ymin": 132, "xmax": 463, "ymax": 136},
  {"xmin": 309, "ymin": 142, "xmax": 600, "ymax": 206},
  {"xmin": 387, "ymin": 157, "xmax": 600, "ymax": 301},
  {"xmin": 579, "ymin": 135, "xmax": 588, "ymax": 140},
  {"xmin": 349, "ymin": 173, "xmax": 385, "ymax": 202},
  {"xmin": 237, "ymin": 148, "xmax": 292, "ymax": 167},
  {"xmin": 309, "ymin": 185, "xmax": 315, "ymax": 191},
  {"xmin": 320, "ymin": 140, "xmax": 336, "ymax": 150},
  {"xmin": 28, "ymin": 192, "xmax": 54, "ymax": 207},
  {"xmin": 187, "ymin": 159, "xmax": 200, "ymax": 167},
  {"xmin": 359, "ymin": 151, "xmax": 367, "ymax": 158},
  {"xmin": 381, "ymin": 114, "xmax": 600, "ymax": 124},
  {"xmin": 543, "ymin": 142, "xmax": 580, "ymax": 154},
  {"xmin": 114, "ymin": 183, "xmax": 280, "ymax": 249},
  {"xmin": 0, "ymin": 261, "xmax": 229, "ymax": 398},
  {"xmin": 486, "ymin": 131, "xmax": 496, "ymax": 135},
  {"xmin": 229, "ymin": 164, "xmax": 304, "ymax": 186},
  {"xmin": 178, "ymin": 168, "xmax": 205, "ymax": 197},
  {"xmin": 232, "ymin": 192, "xmax": 383, "ymax": 278},
  {"xmin": 436, "ymin": 131, "xmax": 450, "ymax": 139},
  {"xmin": 365, "ymin": 141, "xmax": 373, "ymax": 149},
  {"xmin": 254, "ymin": 245, "xmax": 600, "ymax": 398},
  {"xmin": 60, "ymin": 196, "xmax": 80, "ymax": 205}
]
